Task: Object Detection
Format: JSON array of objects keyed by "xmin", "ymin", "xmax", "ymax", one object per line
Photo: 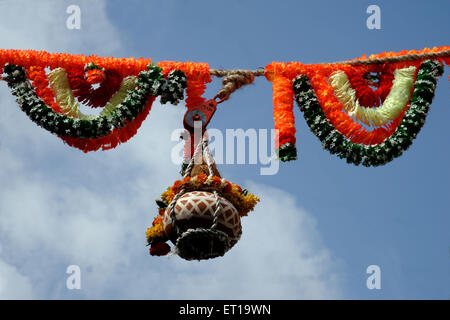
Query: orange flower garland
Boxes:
[
  {"xmin": 0, "ymin": 49, "xmax": 152, "ymax": 78},
  {"xmin": 28, "ymin": 66, "xmax": 61, "ymax": 113},
  {"xmin": 272, "ymin": 75, "xmax": 297, "ymax": 160},
  {"xmin": 0, "ymin": 50, "xmax": 213, "ymax": 153},
  {"xmin": 265, "ymin": 46, "xmax": 450, "ymax": 159},
  {"xmin": 0, "ymin": 47, "xmax": 448, "ymax": 158},
  {"xmin": 157, "ymin": 61, "xmax": 212, "ymax": 109},
  {"xmin": 157, "ymin": 61, "xmax": 212, "ymax": 161},
  {"xmin": 25, "ymin": 62, "xmax": 156, "ymax": 152}
]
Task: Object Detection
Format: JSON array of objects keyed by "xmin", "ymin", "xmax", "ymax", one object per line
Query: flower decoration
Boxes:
[
  {"xmin": 160, "ymin": 173, "xmax": 260, "ymax": 217},
  {"xmin": 292, "ymin": 60, "xmax": 444, "ymax": 166}
]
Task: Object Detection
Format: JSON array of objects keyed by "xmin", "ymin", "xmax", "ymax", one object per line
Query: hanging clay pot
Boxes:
[
  {"xmin": 162, "ymin": 190, "xmax": 242, "ymax": 260},
  {"xmin": 163, "ymin": 145, "xmax": 242, "ymax": 260}
]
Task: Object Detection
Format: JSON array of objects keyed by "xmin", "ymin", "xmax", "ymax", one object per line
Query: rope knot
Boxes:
[{"xmin": 216, "ymin": 70, "xmax": 255, "ymax": 101}]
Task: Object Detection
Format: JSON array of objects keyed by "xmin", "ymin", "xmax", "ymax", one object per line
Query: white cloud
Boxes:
[
  {"xmin": 0, "ymin": 259, "xmax": 34, "ymax": 299},
  {"xmin": 0, "ymin": 0, "xmax": 344, "ymax": 299},
  {"xmin": 147, "ymin": 182, "xmax": 344, "ymax": 299}
]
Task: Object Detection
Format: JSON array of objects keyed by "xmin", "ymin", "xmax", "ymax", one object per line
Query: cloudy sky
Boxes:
[{"xmin": 0, "ymin": 0, "xmax": 448, "ymax": 299}]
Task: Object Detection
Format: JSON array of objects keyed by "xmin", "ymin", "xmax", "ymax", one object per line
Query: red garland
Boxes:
[
  {"xmin": 27, "ymin": 64, "xmax": 154, "ymax": 153},
  {"xmin": 346, "ymin": 65, "xmax": 394, "ymax": 108},
  {"xmin": 66, "ymin": 66, "xmax": 123, "ymax": 108}
]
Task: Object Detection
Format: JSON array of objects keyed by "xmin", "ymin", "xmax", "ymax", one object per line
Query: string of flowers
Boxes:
[
  {"xmin": 0, "ymin": 47, "xmax": 448, "ymax": 158},
  {"xmin": 84, "ymin": 62, "xmax": 106, "ymax": 85},
  {"xmin": 161, "ymin": 173, "xmax": 260, "ymax": 217},
  {"xmin": 272, "ymin": 75, "xmax": 297, "ymax": 161},
  {"xmin": 67, "ymin": 65, "xmax": 123, "ymax": 109},
  {"xmin": 346, "ymin": 64, "xmax": 394, "ymax": 108},
  {"xmin": 157, "ymin": 61, "xmax": 213, "ymax": 163},
  {"xmin": 292, "ymin": 60, "xmax": 443, "ymax": 166},
  {"xmin": 28, "ymin": 66, "xmax": 61, "ymax": 113},
  {"xmin": 329, "ymin": 66, "xmax": 417, "ymax": 127},
  {"xmin": 2, "ymin": 63, "xmax": 187, "ymax": 152},
  {"xmin": 0, "ymin": 49, "xmax": 152, "ymax": 78},
  {"xmin": 265, "ymin": 46, "xmax": 450, "ymax": 161},
  {"xmin": 47, "ymin": 68, "xmax": 136, "ymax": 120}
]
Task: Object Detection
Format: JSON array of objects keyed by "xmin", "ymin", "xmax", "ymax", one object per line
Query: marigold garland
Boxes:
[
  {"xmin": 0, "ymin": 47, "xmax": 448, "ymax": 260},
  {"xmin": 329, "ymin": 66, "xmax": 416, "ymax": 127},
  {"xmin": 48, "ymin": 67, "xmax": 137, "ymax": 120},
  {"xmin": 272, "ymin": 75, "xmax": 297, "ymax": 161},
  {"xmin": 157, "ymin": 61, "xmax": 212, "ymax": 108},
  {"xmin": 67, "ymin": 66, "xmax": 123, "ymax": 109},
  {"xmin": 160, "ymin": 173, "xmax": 260, "ymax": 217},
  {"xmin": 145, "ymin": 215, "xmax": 166, "ymax": 243},
  {"xmin": 28, "ymin": 66, "xmax": 61, "ymax": 113},
  {"xmin": 2, "ymin": 63, "xmax": 187, "ymax": 152},
  {"xmin": 84, "ymin": 62, "xmax": 106, "ymax": 85},
  {"xmin": 293, "ymin": 60, "xmax": 443, "ymax": 166},
  {"xmin": 0, "ymin": 49, "xmax": 152, "ymax": 78},
  {"xmin": 346, "ymin": 64, "xmax": 394, "ymax": 108},
  {"xmin": 0, "ymin": 47, "xmax": 448, "ymax": 159},
  {"xmin": 265, "ymin": 46, "xmax": 450, "ymax": 160}
]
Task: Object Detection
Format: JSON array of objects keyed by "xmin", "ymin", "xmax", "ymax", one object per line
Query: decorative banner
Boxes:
[
  {"xmin": 0, "ymin": 49, "xmax": 212, "ymax": 152},
  {"xmin": 3, "ymin": 63, "xmax": 187, "ymax": 152},
  {"xmin": 0, "ymin": 46, "xmax": 449, "ymax": 160},
  {"xmin": 293, "ymin": 60, "xmax": 443, "ymax": 166},
  {"xmin": 265, "ymin": 46, "xmax": 450, "ymax": 162}
]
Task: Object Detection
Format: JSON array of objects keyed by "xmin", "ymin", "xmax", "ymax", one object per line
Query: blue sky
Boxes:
[{"xmin": 0, "ymin": 0, "xmax": 448, "ymax": 299}]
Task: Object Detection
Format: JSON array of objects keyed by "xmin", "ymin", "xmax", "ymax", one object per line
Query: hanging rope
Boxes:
[{"xmin": 169, "ymin": 135, "xmax": 223, "ymax": 234}]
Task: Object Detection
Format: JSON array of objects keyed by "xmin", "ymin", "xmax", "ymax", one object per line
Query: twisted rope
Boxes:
[
  {"xmin": 169, "ymin": 136, "xmax": 205, "ymax": 233},
  {"xmin": 215, "ymin": 70, "xmax": 257, "ymax": 102},
  {"xmin": 209, "ymin": 50, "xmax": 450, "ymax": 77},
  {"xmin": 170, "ymin": 135, "xmax": 223, "ymax": 235},
  {"xmin": 327, "ymin": 49, "xmax": 450, "ymax": 66},
  {"xmin": 200, "ymin": 138, "xmax": 222, "ymax": 231}
]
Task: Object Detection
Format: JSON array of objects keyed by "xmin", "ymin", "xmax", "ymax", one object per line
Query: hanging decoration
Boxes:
[
  {"xmin": 293, "ymin": 60, "xmax": 443, "ymax": 166},
  {"xmin": 265, "ymin": 46, "xmax": 450, "ymax": 162},
  {"xmin": 2, "ymin": 63, "xmax": 187, "ymax": 152},
  {"xmin": 146, "ymin": 137, "xmax": 259, "ymax": 260},
  {"xmin": 0, "ymin": 46, "xmax": 449, "ymax": 260}
]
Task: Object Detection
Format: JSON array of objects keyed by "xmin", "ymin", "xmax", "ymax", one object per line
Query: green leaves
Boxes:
[{"xmin": 277, "ymin": 143, "xmax": 298, "ymax": 162}]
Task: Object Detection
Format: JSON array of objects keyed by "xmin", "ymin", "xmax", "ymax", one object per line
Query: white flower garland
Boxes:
[
  {"xmin": 47, "ymin": 68, "xmax": 136, "ymax": 120},
  {"xmin": 329, "ymin": 66, "xmax": 416, "ymax": 127}
]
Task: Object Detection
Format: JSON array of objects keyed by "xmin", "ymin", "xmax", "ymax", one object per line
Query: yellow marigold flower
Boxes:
[
  {"xmin": 161, "ymin": 187, "xmax": 173, "ymax": 204},
  {"xmin": 146, "ymin": 221, "xmax": 165, "ymax": 241}
]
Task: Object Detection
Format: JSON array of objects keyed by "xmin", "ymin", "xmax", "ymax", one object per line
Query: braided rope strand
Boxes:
[{"xmin": 210, "ymin": 50, "xmax": 450, "ymax": 77}]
